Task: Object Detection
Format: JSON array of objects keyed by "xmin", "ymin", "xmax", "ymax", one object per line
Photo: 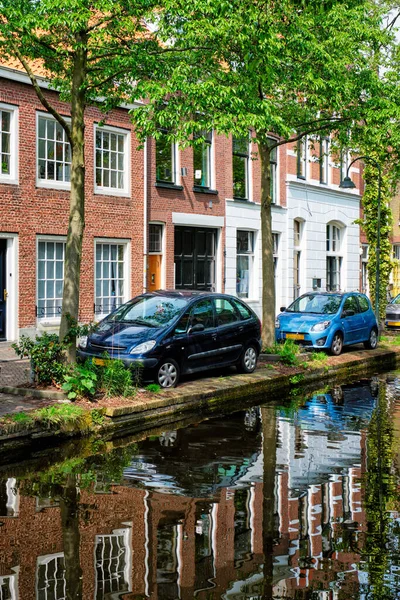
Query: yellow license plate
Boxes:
[
  {"xmin": 93, "ymin": 357, "xmax": 105, "ymax": 366},
  {"xmin": 387, "ymin": 321, "xmax": 400, "ymax": 327},
  {"xmin": 286, "ymin": 333, "xmax": 305, "ymax": 340}
]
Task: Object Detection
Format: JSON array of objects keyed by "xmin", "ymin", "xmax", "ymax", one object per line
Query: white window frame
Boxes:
[
  {"xmin": 0, "ymin": 102, "xmax": 18, "ymax": 185},
  {"xmin": 155, "ymin": 130, "xmax": 177, "ymax": 185},
  {"xmin": 94, "ymin": 124, "xmax": 130, "ymax": 197},
  {"xmin": 236, "ymin": 229, "xmax": 255, "ymax": 299},
  {"xmin": 94, "ymin": 238, "xmax": 131, "ymax": 319},
  {"xmin": 94, "ymin": 528, "xmax": 132, "ymax": 599},
  {"xmin": 297, "ymin": 136, "xmax": 307, "ymax": 179},
  {"xmin": 148, "ymin": 223, "xmax": 163, "ymax": 254},
  {"xmin": 232, "ymin": 135, "xmax": 250, "ymax": 200},
  {"xmin": 36, "ymin": 235, "xmax": 66, "ymax": 323},
  {"xmin": 36, "ymin": 553, "xmax": 66, "ymax": 600},
  {"xmin": 319, "ymin": 136, "xmax": 330, "ymax": 184},
  {"xmin": 326, "ymin": 222, "xmax": 344, "ymax": 291},
  {"xmin": 36, "ymin": 112, "xmax": 71, "ymax": 190},
  {"xmin": 268, "ymin": 137, "xmax": 279, "ymax": 204},
  {"xmin": 340, "ymin": 150, "xmax": 350, "ymax": 183},
  {"xmin": 193, "ymin": 130, "xmax": 213, "ymax": 189}
]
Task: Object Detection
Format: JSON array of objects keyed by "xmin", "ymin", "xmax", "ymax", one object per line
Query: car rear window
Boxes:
[
  {"xmin": 232, "ymin": 299, "xmax": 252, "ymax": 320},
  {"xmin": 287, "ymin": 294, "xmax": 341, "ymax": 315},
  {"xmin": 358, "ymin": 295, "xmax": 370, "ymax": 313}
]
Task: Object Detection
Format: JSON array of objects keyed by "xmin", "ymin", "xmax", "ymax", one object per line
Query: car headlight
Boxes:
[
  {"xmin": 129, "ymin": 340, "xmax": 157, "ymax": 354},
  {"xmin": 275, "ymin": 318, "xmax": 280, "ymax": 328},
  {"xmin": 311, "ymin": 320, "xmax": 331, "ymax": 332},
  {"xmin": 78, "ymin": 335, "xmax": 88, "ymax": 349}
]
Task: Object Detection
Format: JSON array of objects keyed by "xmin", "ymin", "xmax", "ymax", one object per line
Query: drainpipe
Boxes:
[{"xmin": 143, "ymin": 137, "xmax": 148, "ymax": 292}]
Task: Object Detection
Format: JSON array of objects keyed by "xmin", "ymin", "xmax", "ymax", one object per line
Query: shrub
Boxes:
[
  {"xmin": 62, "ymin": 362, "xmax": 98, "ymax": 400},
  {"xmin": 35, "ymin": 404, "xmax": 87, "ymax": 430},
  {"xmin": 145, "ymin": 383, "xmax": 161, "ymax": 393},
  {"xmin": 100, "ymin": 358, "xmax": 136, "ymax": 398},
  {"xmin": 276, "ymin": 340, "xmax": 301, "ymax": 366},
  {"xmin": 12, "ymin": 333, "xmax": 67, "ymax": 385}
]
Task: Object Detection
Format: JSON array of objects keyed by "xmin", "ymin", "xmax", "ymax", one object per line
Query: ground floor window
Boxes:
[
  {"xmin": 95, "ymin": 242, "xmax": 126, "ymax": 316},
  {"xmin": 36, "ymin": 554, "xmax": 66, "ymax": 600},
  {"xmin": 37, "ymin": 240, "xmax": 65, "ymax": 319},
  {"xmin": 273, "ymin": 233, "xmax": 279, "ymax": 279},
  {"xmin": 326, "ymin": 256, "xmax": 342, "ymax": 291},
  {"xmin": 237, "ymin": 230, "xmax": 254, "ymax": 299},
  {"xmin": 294, "ymin": 250, "xmax": 301, "ymax": 299},
  {"xmin": 95, "ymin": 531, "xmax": 131, "ymax": 599}
]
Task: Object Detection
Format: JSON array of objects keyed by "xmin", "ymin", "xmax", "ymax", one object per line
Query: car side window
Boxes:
[
  {"xmin": 232, "ymin": 299, "xmax": 252, "ymax": 320},
  {"xmin": 190, "ymin": 299, "xmax": 214, "ymax": 330},
  {"xmin": 174, "ymin": 310, "xmax": 191, "ymax": 334},
  {"xmin": 343, "ymin": 295, "xmax": 360, "ymax": 314},
  {"xmin": 215, "ymin": 298, "xmax": 240, "ymax": 326},
  {"xmin": 358, "ymin": 295, "xmax": 370, "ymax": 313}
]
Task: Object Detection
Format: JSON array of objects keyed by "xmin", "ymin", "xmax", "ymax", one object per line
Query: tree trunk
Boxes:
[
  {"xmin": 258, "ymin": 141, "xmax": 275, "ymax": 349},
  {"xmin": 59, "ymin": 38, "xmax": 87, "ymax": 362},
  {"xmin": 59, "ymin": 475, "xmax": 83, "ymax": 600},
  {"xmin": 261, "ymin": 405, "xmax": 277, "ymax": 598}
]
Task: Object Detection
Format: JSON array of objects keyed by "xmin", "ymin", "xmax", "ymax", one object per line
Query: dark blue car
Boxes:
[
  {"xmin": 275, "ymin": 291, "xmax": 378, "ymax": 355},
  {"xmin": 78, "ymin": 291, "xmax": 262, "ymax": 388}
]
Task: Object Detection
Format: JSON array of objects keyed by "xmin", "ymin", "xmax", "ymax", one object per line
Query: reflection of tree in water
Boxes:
[{"xmin": 363, "ymin": 384, "xmax": 398, "ymax": 599}]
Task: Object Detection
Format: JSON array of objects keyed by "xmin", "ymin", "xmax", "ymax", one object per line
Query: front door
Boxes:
[
  {"xmin": 174, "ymin": 227, "xmax": 216, "ymax": 290},
  {"xmin": 0, "ymin": 240, "xmax": 6, "ymax": 340}
]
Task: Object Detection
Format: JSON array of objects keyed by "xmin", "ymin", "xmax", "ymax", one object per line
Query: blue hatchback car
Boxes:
[
  {"xmin": 78, "ymin": 291, "xmax": 262, "ymax": 388},
  {"xmin": 275, "ymin": 292, "xmax": 378, "ymax": 355}
]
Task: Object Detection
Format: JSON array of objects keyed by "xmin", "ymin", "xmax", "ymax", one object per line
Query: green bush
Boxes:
[
  {"xmin": 100, "ymin": 358, "xmax": 136, "ymax": 398},
  {"xmin": 276, "ymin": 340, "xmax": 301, "ymax": 366},
  {"xmin": 12, "ymin": 333, "xmax": 67, "ymax": 385},
  {"xmin": 62, "ymin": 362, "xmax": 98, "ymax": 400},
  {"xmin": 35, "ymin": 404, "xmax": 86, "ymax": 428},
  {"xmin": 145, "ymin": 383, "xmax": 161, "ymax": 393}
]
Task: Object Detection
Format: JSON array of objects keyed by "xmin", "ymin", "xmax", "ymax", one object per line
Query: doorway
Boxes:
[
  {"xmin": 0, "ymin": 240, "xmax": 6, "ymax": 340},
  {"xmin": 174, "ymin": 227, "xmax": 216, "ymax": 291}
]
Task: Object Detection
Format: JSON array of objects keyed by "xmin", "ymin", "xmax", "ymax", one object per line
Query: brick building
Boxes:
[{"xmin": 0, "ymin": 60, "xmax": 363, "ymax": 342}]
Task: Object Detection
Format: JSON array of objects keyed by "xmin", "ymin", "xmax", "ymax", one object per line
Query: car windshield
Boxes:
[
  {"xmin": 391, "ymin": 294, "xmax": 400, "ymax": 305},
  {"xmin": 109, "ymin": 296, "xmax": 188, "ymax": 327},
  {"xmin": 286, "ymin": 294, "xmax": 342, "ymax": 315}
]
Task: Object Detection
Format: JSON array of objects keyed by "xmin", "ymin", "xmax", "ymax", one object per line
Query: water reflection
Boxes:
[{"xmin": 0, "ymin": 376, "xmax": 399, "ymax": 599}]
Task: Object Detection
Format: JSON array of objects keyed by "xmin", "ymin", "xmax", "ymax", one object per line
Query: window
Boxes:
[
  {"xmin": 232, "ymin": 136, "xmax": 249, "ymax": 199},
  {"xmin": 95, "ymin": 242, "xmax": 126, "ymax": 316},
  {"xmin": 273, "ymin": 233, "xmax": 279, "ymax": 278},
  {"xmin": 0, "ymin": 574, "xmax": 18, "ymax": 600},
  {"xmin": 156, "ymin": 130, "xmax": 175, "ymax": 183},
  {"xmin": 237, "ymin": 230, "xmax": 254, "ymax": 298},
  {"xmin": 190, "ymin": 299, "xmax": 214, "ymax": 330},
  {"xmin": 294, "ymin": 220, "xmax": 302, "ymax": 299},
  {"xmin": 393, "ymin": 245, "xmax": 400, "ymax": 260},
  {"xmin": 319, "ymin": 137, "xmax": 329, "ymax": 184},
  {"xmin": 95, "ymin": 126, "xmax": 128, "ymax": 194},
  {"xmin": 358, "ymin": 295, "xmax": 370, "ymax": 313},
  {"xmin": 149, "ymin": 224, "xmax": 163, "ymax": 253},
  {"xmin": 0, "ymin": 106, "xmax": 17, "ymax": 182},
  {"xmin": 37, "ymin": 114, "xmax": 71, "ymax": 187},
  {"xmin": 340, "ymin": 150, "xmax": 350, "ymax": 183},
  {"xmin": 297, "ymin": 136, "xmax": 307, "ymax": 179},
  {"xmin": 361, "ymin": 244, "xmax": 369, "ymax": 294},
  {"xmin": 326, "ymin": 224, "xmax": 341, "ymax": 252},
  {"xmin": 232, "ymin": 299, "xmax": 252, "ymax": 320},
  {"xmin": 95, "ymin": 531, "xmax": 131, "ymax": 599},
  {"xmin": 215, "ymin": 297, "xmax": 240, "ymax": 326},
  {"xmin": 37, "ymin": 240, "xmax": 65, "ymax": 319},
  {"xmin": 266, "ymin": 138, "xmax": 278, "ymax": 203},
  {"xmin": 193, "ymin": 130, "xmax": 212, "ymax": 188},
  {"xmin": 36, "ymin": 554, "xmax": 66, "ymax": 600},
  {"xmin": 294, "ymin": 219, "xmax": 302, "ymax": 247}
]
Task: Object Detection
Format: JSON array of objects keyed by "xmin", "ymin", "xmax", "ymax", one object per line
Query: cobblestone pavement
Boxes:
[{"xmin": 0, "ymin": 342, "xmax": 36, "ymax": 416}]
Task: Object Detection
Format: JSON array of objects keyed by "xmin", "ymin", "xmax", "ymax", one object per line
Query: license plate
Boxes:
[
  {"xmin": 387, "ymin": 321, "xmax": 400, "ymax": 327},
  {"xmin": 285, "ymin": 333, "xmax": 305, "ymax": 341},
  {"xmin": 93, "ymin": 357, "xmax": 105, "ymax": 366}
]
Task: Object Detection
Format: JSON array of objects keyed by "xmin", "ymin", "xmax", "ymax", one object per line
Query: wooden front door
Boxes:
[
  {"xmin": 0, "ymin": 240, "xmax": 7, "ymax": 340},
  {"xmin": 147, "ymin": 254, "xmax": 162, "ymax": 291},
  {"xmin": 174, "ymin": 227, "xmax": 216, "ymax": 291}
]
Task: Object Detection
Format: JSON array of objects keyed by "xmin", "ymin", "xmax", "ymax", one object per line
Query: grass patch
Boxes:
[{"xmin": 309, "ymin": 351, "xmax": 329, "ymax": 364}]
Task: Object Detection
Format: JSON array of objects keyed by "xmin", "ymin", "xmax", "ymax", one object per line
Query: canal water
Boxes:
[{"xmin": 0, "ymin": 373, "xmax": 400, "ymax": 599}]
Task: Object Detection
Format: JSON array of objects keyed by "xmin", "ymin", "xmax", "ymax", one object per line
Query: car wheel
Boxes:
[
  {"xmin": 364, "ymin": 328, "xmax": 378, "ymax": 350},
  {"xmin": 238, "ymin": 344, "xmax": 258, "ymax": 373},
  {"xmin": 330, "ymin": 332, "xmax": 343, "ymax": 356},
  {"xmin": 157, "ymin": 359, "xmax": 180, "ymax": 389}
]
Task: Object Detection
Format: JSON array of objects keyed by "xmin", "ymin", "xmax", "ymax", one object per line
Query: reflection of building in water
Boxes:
[{"xmin": 0, "ymin": 389, "xmax": 374, "ymax": 599}]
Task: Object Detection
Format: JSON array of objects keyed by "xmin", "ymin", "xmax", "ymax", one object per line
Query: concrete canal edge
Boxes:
[{"xmin": 0, "ymin": 346, "xmax": 400, "ymax": 448}]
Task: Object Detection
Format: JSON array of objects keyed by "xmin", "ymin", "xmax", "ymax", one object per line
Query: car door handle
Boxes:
[{"xmin": 212, "ymin": 334, "xmax": 217, "ymax": 340}]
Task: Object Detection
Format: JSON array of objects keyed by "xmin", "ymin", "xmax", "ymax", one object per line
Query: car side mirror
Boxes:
[
  {"xmin": 188, "ymin": 323, "xmax": 205, "ymax": 334},
  {"xmin": 280, "ymin": 306, "xmax": 286, "ymax": 313},
  {"xmin": 342, "ymin": 309, "xmax": 355, "ymax": 318}
]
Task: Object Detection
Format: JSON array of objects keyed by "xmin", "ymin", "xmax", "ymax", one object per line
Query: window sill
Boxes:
[
  {"xmin": 232, "ymin": 196, "xmax": 250, "ymax": 202},
  {"xmin": 0, "ymin": 177, "xmax": 18, "ymax": 186},
  {"xmin": 155, "ymin": 182, "xmax": 184, "ymax": 191},
  {"xmin": 296, "ymin": 175, "xmax": 306, "ymax": 181},
  {"xmin": 36, "ymin": 180, "xmax": 70, "ymax": 191},
  {"xmin": 94, "ymin": 188, "xmax": 131, "ymax": 198},
  {"xmin": 193, "ymin": 186, "xmax": 219, "ymax": 195}
]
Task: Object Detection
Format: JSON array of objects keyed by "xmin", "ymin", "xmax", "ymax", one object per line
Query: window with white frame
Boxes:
[
  {"xmin": 319, "ymin": 136, "xmax": 329, "ymax": 184},
  {"xmin": 294, "ymin": 220, "xmax": 302, "ymax": 299},
  {"xmin": 36, "ymin": 553, "xmax": 66, "ymax": 600},
  {"xmin": 326, "ymin": 223, "xmax": 343, "ymax": 291},
  {"xmin": 340, "ymin": 150, "xmax": 350, "ymax": 183},
  {"xmin": 149, "ymin": 224, "xmax": 163, "ymax": 253},
  {"xmin": 0, "ymin": 105, "xmax": 17, "ymax": 182},
  {"xmin": 95, "ymin": 126, "xmax": 128, "ymax": 193},
  {"xmin": 297, "ymin": 136, "xmax": 307, "ymax": 179},
  {"xmin": 95, "ymin": 242, "xmax": 127, "ymax": 315},
  {"xmin": 156, "ymin": 130, "xmax": 176, "ymax": 184},
  {"xmin": 37, "ymin": 114, "xmax": 71, "ymax": 186},
  {"xmin": 268, "ymin": 139, "xmax": 278, "ymax": 204},
  {"xmin": 361, "ymin": 244, "xmax": 369, "ymax": 295},
  {"xmin": 95, "ymin": 530, "xmax": 131, "ymax": 599},
  {"xmin": 37, "ymin": 239, "xmax": 65, "ymax": 319},
  {"xmin": 232, "ymin": 136, "xmax": 249, "ymax": 199},
  {"xmin": 273, "ymin": 233, "xmax": 279, "ymax": 278},
  {"xmin": 236, "ymin": 230, "xmax": 254, "ymax": 298},
  {"xmin": 193, "ymin": 130, "xmax": 212, "ymax": 188},
  {"xmin": 393, "ymin": 245, "xmax": 400, "ymax": 260},
  {"xmin": 0, "ymin": 573, "xmax": 18, "ymax": 600}
]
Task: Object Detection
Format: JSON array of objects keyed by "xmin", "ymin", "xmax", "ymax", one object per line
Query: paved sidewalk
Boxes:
[{"xmin": 0, "ymin": 342, "xmax": 30, "ymax": 387}]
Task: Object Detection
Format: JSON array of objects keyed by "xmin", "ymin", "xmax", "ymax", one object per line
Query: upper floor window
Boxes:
[
  {"xmin": 193, "ymin": 130, "xmax": 212, "ymax": 188},
  {"xmin": 268, "ymin": 139, "xmax": 278, "ymax": 203},
  {"xmin": 297, "ymin": 136, "xmax": 307, "ymax": 179},
  {"xmin": 326, "ymin": 223, "xmax": 343, "ymax": 291},
  {"xmin": 37, "ymin": 114, "xmax": 71, "ymax": 188},
  {"xmin": 95, "ymin": 126, "xmax": 129, "ymax": 195},
  {"xmin": 340, "ymin": 150, "xmax": 350, "ymax": 183},
  {"xmin": 232, "ymin": 136, "xmax": 249, "ymax": 199},
  {"xmin": 0, "ymin": 104, "xmax": 18, "ymax": 184},
  {"xmin": 326, "ymin": 224, "xmax": 341, "ymax": 252},
  {"xmin": 156, "ymin": 130, "xmax": 176, "ymax": 184},
  {"xmin": 319, "ymin": 136, "xmax": 329, "ymax": 184}
]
